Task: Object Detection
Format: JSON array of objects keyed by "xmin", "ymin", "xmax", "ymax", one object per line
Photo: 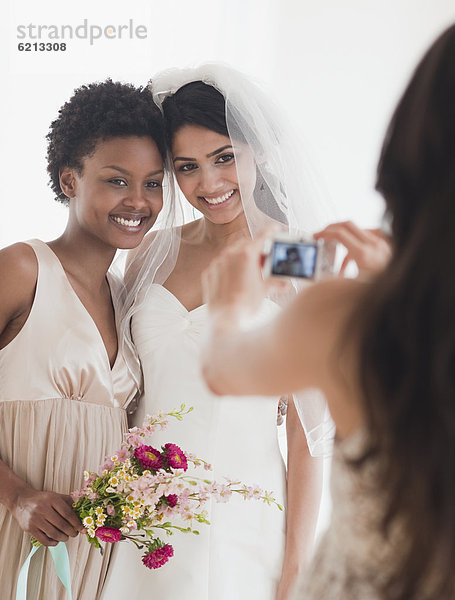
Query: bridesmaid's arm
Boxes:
[
  {"xmin": 0, "ymin": 243, "xmax": 83, "ymax": 545},
  {"xmin": 277, "ymin": 400, "xmax": 323, "ymax": 600},
  {"xmin": 0, "ymin": 243, "xmax": 38, "ymax": 349}
]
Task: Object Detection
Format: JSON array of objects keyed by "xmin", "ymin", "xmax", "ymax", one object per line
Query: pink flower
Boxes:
[
  {"xmin": 71, "ymin": 489, "xmax": 85, "ymax": 501},
  {"xmin": 102, "ymin": 459, "xmax": 114, "ymax": 471},
  {"xmin": 142, "ymin": 544, "xmax": 174, "ymax": 569},
  {"xmin": 106, "ymin": 504, "xmax": 116, "ymax": 516},
  {"xmin": 95, "ymin": 527, "xmax": 123, "ymax": 543},
  {"xmin": 126, "ymin": 433, "xmax": 145, "ymax": 449},
  {"xmin": 134, "ymin": 445, "xmax": 163, "ymax": 471},
  {"xmin": 212, "ymin": 483, "xmax": 232, "ymax": 503},
  {"xmin": 164, "ymin": 494, "xmax": 178, "ymax": 508},
  {"xmin": 163, "ymin": 443, "xmax": 188, "ymax": 471},
  {"xmin": 116, "ymin": 448, "xmax": 130, "ymax": 463}
]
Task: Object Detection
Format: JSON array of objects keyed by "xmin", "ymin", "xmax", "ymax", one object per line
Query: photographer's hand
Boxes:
[
  {"xmin": 314, "ymin": 220, "xmax": 392, "ymax": 277},
  {"xmin": 202, "ymin": 232, "xmax": 273, "ymax": 326}
]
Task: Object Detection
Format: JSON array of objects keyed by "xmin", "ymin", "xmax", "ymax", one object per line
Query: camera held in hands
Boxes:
[{"xmin": 264, "ymin": 234, "xmax": 338, "ymax": 281}]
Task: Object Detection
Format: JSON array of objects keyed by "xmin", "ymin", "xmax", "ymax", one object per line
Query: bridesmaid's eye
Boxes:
[
  {"xmin": 146, "ymin": 181, "xmax": 162, "ymax": 189},
  {"xmin": 108, "ymin": 178, "xmax": 127, "ymax": 186}
]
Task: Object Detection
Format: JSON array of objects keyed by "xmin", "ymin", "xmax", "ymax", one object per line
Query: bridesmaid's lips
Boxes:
[{"xmin": 109, "ymin": 215, "xmax": 149, "ymax": 233}]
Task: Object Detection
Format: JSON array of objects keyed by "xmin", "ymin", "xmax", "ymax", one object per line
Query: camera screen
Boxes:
[{"xmin": 270, "ymin": 241, "xmax": 317, "ymax": 278}]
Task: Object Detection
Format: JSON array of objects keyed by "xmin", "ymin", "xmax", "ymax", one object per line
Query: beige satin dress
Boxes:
[{"xmin": 0, "ymin": 239, "xmax": 137, "ymax": 600}]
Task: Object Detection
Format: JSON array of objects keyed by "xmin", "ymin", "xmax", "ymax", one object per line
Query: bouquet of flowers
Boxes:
[{"xmin": 70, "ymin": 405, "xmax": 282, "ymax": 569}]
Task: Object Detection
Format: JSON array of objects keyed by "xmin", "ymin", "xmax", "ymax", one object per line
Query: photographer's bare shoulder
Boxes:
[{"xmin": 0, "ymin": 242, "xmax": 38, "ymax": 349}]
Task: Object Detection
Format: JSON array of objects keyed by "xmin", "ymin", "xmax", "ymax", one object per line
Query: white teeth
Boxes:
[
  {"xmin": 203, "ymin": 190, "xmax": 234, "ymax": 205},
  {"xmin": 112, "ymin": 216, "xmax": 142, "ymax": 227}
]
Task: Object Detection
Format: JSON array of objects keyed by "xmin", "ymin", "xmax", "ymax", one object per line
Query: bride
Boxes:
[{"xmin": 103, "ymin": 64, "xmax": 335, "ymax": 600}]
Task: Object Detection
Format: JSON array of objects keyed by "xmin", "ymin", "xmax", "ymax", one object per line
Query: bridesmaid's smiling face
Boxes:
[
  {"xmin": 60, "ymin": 136, "xmax": 164, "ymax": 250},
  {"xmin": 172, "ymin": 125, "xmax": 256, "ymax": 226}
]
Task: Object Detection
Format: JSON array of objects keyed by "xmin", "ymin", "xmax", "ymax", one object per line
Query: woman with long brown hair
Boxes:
[{"xmin": 201, "ymin": 24, "xmax": 455, "ymax": 599}]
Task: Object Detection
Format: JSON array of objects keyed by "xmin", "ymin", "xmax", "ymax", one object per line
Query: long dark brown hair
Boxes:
[{"xmin": 357, "ymin": 24, "xmax": 455, "ymax": 599}]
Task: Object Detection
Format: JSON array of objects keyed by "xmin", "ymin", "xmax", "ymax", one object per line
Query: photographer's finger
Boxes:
[
  {"xmin": 316, "ymin": 226, "xmax": 362, "ymax": 253},
  {"xmin": 265, "ymin": 277, "xmax": 292, "ymax": 294},
  {"xmin": 339, "ymin": 254, "xmax": 353, "ymax": 275},
  {"xmin": 339, "ymin": 220, "xmax": 375, "ymax": 243},
  {"xmin": 367, "ymin": 228, "xmax": 390, "ymax": 241},
  {"xmin": 316, "ymin": 221, "xmax": 374, "ymax": 247}
]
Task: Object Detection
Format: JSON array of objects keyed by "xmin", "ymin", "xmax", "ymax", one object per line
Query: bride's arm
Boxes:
[{"xmin": 277, "ymin": 400, "xmax": 322, "ymax": 600}]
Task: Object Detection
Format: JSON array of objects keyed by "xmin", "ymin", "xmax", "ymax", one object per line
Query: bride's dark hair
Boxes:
[
  {"xmin": 162, "ymin": 80, "xmax": 287, "ymax": 224},
  {"xmin": 161, "ymin": 81, "xmax": 229, "ymax": 143},
  {"xmin": 357, "ymin": 24, "xmax": 455, "ymax": 599}
]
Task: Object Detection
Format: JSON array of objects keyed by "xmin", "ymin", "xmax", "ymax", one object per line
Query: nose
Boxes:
[
  {"xmin": 198, "ymin": 167, "xmax": 225, "ymax": 196},
  {"xmin": 123, "ymin": 184, "xmax": 148, "ymax": 209}
]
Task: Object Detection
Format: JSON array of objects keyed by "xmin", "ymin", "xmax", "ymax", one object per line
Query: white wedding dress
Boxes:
[{"xmin": 102, "ymin": 283, "xmax": 286, "ymax": 599}]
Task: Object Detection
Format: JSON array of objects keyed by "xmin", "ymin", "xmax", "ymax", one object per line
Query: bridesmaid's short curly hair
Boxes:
[{"xmin": 46, "ymin": 79, "xmax": 165, "ymax": 205}]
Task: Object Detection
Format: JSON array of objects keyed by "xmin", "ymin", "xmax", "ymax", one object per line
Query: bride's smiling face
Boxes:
[{"xmin": 171, "ymin": 124, "xmax": 256, "ymax": 225}]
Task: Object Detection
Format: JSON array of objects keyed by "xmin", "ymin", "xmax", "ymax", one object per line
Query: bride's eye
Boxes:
[
  {"xmin": 216, "ymin": 153, "xmax": 235, "ymax": 164},
  {"xmin": 177, "ymin": 163, "xmax": 198, "ymax": 173}
]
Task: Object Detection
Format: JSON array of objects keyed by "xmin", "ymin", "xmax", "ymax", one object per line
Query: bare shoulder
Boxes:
[
  {"xmin": 0, "ymin": 243, "xmax": 38, "ymax": 336},
  {"xmin": 0, "ymin": 242, "xmax": 38, "ymax": 288}
]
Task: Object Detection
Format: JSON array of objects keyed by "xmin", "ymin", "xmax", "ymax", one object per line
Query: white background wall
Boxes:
[
  {"xmin": 1, "ymin": 0, "xmax": 455, "ymax": 248},
  {"xmin": 1, "ymin": 0, "xmax": 454, "ymax": 540}
]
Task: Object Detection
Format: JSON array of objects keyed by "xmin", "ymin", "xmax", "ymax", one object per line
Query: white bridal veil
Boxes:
[{"xmin": 120, "ymin": 63, "xmax": 337, "ymax": 457}]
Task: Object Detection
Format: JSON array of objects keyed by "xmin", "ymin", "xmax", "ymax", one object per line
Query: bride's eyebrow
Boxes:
[
  {"xmin": 206, "ymin": 145, "xmax": 233, "ymax": 158},
  {"xmin": 173, "ymin": 145, "xmax": 234, "ymax": 163},
  {"xmin": 173, "ymin": 156, "xmax": 195, "ymax": 163}
]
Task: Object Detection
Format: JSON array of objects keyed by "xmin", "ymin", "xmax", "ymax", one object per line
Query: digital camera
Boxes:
[{"xmin": 263, "ymin": 234, "xmax": 338, "ymax": 281}]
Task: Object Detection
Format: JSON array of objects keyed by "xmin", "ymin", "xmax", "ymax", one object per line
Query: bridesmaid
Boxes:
[{"xmin": 0, "ymin": 80, "xmax": 165, "ymax": 599}]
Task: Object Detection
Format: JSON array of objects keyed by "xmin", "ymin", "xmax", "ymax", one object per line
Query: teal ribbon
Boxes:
[{"xmin": 16, "ymin": 542, "xmax": 72, "ymax": 600}]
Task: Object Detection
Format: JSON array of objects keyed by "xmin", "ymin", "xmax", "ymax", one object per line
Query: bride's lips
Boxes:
[{"xmin": 198, "ymin": 189, "xmax": 236, "ymax": 210}]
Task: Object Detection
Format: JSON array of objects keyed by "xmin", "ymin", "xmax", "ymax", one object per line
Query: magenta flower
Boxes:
[
  {"xmin": 134, "ymin": 445, "xmax": 163, "ymax": 471},
  {"xmin": 142, "ymin": 544, "xmax": 174, "ymax": 569},
  {"xmin": 163, "ymin": 443, "xmax": 188, "ymax": 471},
  {"xmin": 95, "ymin": 527, "xmax": 123, "ymax": 543},
  {"xmin": 164, "ymin": 494, "xmax": 178, "ymax": 508}
]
